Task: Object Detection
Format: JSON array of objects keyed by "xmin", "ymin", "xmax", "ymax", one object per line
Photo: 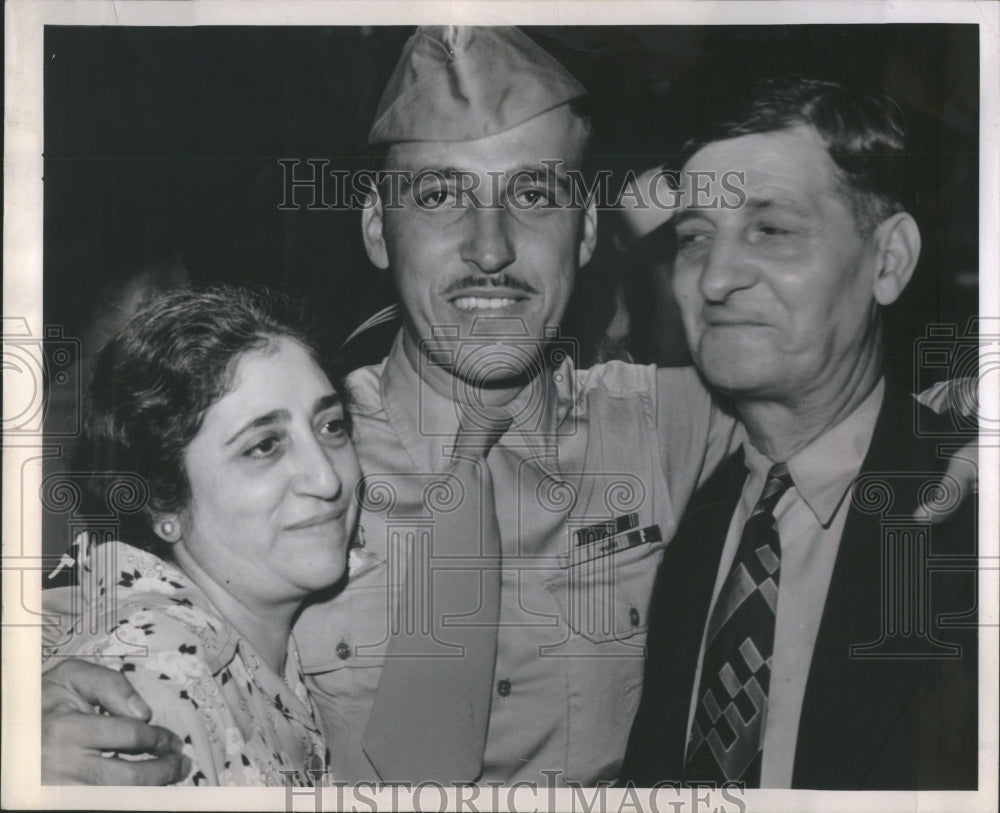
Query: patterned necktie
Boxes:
[
  {"xmin": 684, "ymin": 462, "xmax": 793, "ymax": 787},
  {"xmin": 363, "ymin": 405, "xmax": 510, "ymax": 782}
]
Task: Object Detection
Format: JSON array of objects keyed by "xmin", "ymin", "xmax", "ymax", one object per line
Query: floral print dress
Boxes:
[{"xmin": 43, "ymin": 537, "xmax": 329, "ymax": 786}]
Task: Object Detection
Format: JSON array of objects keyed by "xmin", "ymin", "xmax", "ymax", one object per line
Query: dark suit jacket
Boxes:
[{"xmin": 621, "ymin": 385, "xmax": 978, "ymax": 789}]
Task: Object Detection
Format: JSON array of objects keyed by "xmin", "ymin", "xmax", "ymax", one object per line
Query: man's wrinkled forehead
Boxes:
[{"xmin": 673, "ymin": 126, "xmax": 842, "ymax": 218}]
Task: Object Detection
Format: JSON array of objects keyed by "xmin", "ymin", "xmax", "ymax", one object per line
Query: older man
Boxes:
[{"xmin": 621, "ymin": 77, "xmax": 978, "ymax": 790}]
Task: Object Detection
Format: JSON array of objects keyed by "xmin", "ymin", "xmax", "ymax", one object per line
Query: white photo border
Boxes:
[{"xmin": 4, "ymin": 2, "xmax": 997, "ymax": 811}]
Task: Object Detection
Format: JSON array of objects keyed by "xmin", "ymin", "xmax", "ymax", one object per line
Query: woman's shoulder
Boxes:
[
  {"xmin": 115, "ymin": 594, "xmax": 233, "ymax": 661},
  {"xmin": 46, "ymin": 539, "xmax": 236, "ymax": 671}
]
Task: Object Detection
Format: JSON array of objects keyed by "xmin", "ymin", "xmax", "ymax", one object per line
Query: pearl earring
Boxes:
[{"xmin": 159, "ymin": 520, "xmax": 175, "ymax": 539}]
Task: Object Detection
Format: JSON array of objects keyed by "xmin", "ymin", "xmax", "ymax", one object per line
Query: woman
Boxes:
[{"xmin": 44, "ymin": 286, "xmax": 360, "ymax": 786}]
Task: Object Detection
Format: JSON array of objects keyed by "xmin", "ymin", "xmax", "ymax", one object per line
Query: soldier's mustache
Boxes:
[{"xmin": 443, "ymin": 275, "xmax": 539, "ymax": 295}]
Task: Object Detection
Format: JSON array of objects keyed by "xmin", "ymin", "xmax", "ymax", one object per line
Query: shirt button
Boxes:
[
  {"xmin": 629, "ymin": 606, "xmax": 641, "ymax": 627},
  {"xmin": 496, "ymin": 678, "xmax": 512, "ymax": 697},
  {"xmin": 336, "ymin": 641, "xmax": 351, "ymax": 660}
]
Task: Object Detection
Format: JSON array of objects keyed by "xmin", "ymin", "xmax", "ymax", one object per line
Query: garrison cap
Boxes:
[{"xmin": 368, "ymin": 26, "xmax": 586, "ymax": 145}]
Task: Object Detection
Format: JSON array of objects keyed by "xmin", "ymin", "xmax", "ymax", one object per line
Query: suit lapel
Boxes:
[
  {"xmin": 643, "ymin": 451, "xmax": 748, "ymax": 777},
  {"xmin": 792, "ymin": 386, "xmax": 954, "ymax": 788}
]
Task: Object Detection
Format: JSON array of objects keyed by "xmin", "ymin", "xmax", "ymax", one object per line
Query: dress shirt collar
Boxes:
[
  {"xmin": 742, "ymin": 379, "xmax": 885, "ymax": 527},
  {"xmin": 379, "ymin": 330, "xmax": 569, "ymax": 471}
]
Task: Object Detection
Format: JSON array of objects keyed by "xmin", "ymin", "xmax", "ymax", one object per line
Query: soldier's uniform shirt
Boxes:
[{"xmin": 295, "ymin": 332, "xmax": 736, "ymax": 784}]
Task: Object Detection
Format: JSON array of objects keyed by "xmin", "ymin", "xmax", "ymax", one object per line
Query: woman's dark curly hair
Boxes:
[{"xmin": 72, "ymin": 285, "xmax": 350, "ymax": 560}]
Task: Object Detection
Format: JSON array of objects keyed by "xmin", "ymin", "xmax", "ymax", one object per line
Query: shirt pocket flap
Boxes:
[
  {"xmin": 545, "ymin": 529, "xmax": 666, "ymax": 644},
  {"xmin": 296, "ymin": 583, "xmax": 392, "ymax": 674}
]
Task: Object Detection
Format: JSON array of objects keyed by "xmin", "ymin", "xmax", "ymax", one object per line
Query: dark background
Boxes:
[
  {"xmin": 41, "ymin": 24, "xmax": 980, "ymax": 553},
  {"xmin": 44, "ymin": 25, "xmax": 979, "ymax": 364}
]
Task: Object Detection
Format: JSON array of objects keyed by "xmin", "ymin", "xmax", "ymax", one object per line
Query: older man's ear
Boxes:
[{"xmin": 872, "ymin": 211, "xmax": 921, "ymax": 306}]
